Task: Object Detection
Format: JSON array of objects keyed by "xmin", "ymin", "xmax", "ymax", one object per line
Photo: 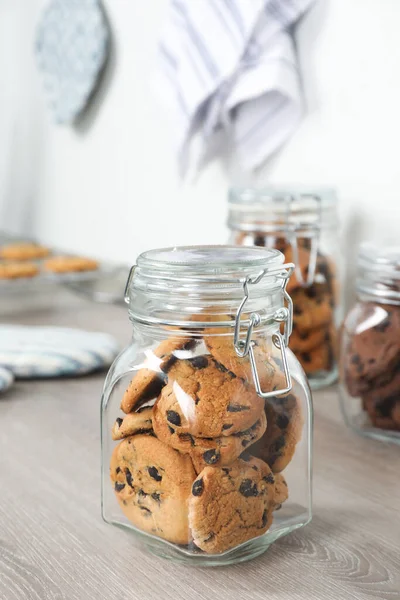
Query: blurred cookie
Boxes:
[
  {"xmin": 0, "ymin": 242, "xmax": 49, "ymax": 261},
  {"xmin": 44, "ymin": 256, "xmax": 99, "ymax": 273},
  {"xmin": 0, "ymin": 262, "xmax": 39, "ymax": 279}
]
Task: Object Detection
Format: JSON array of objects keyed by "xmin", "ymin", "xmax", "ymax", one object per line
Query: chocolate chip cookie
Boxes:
[
  {"xmin": 273, "ymin": 473, "xmax": 288, "ymax": 510},
  {"xmin": 110, "ymin": 434, "xmax": 196, "ymax": 545},
  {"xmin": 189, "ymin": 456, "xmax": 276, "ymax": 553},
  {"xmin": 203, "ymin": 333, "xmax": 276, "ymax": 391},
  {"xmin": 343, "ymin": 303, "xmax": 400, "ymax": 396},
  {"xmin": 153, "ymin": 405, "xmax": 267, "ymax": 472},
  {"xmin": 120, "ymin": 338, "xmax": 195, "ymax": 413},
  {"xmin": 291, "ymin": 286, "xmax": 333, "ymax": 331},
  {"xmin": 251, "ymin": 385, "xmax": 303, "ymax": 473},
  {"xmin": 156, "ymin": 356, "xmax": 264, "ymax": 437},
  {"xmin": 112, "ymin": 407, "xmax": 153, "ymax": 440}
]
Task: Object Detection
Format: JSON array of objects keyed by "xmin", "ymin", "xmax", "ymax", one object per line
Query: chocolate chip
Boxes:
[
  {"xmin": 139, "ymin": 506, "xmax": 151, "ymax": 514},
  {"xmin": 261, "ymin": 510, "xmax": 268, "ymax": 527},
  {"xmin": 351, "ymin": 354, "xmax": 361, "ymax": 365},
  {"xmin": 160, "ymin": 355, "xmax": 178, "ymax": 373},
  {"xmin": 301, "ymin": 352, "xmax": 311, "ymax": 363},
  {"xmin": 148, "ymin": 466, "xmax": 162, "ymax": 481},
  {"xmin": 239, "ymin": 479, "xmax": 259, "ymax": 497},
  {"xmin": 178, "ymin": 433, "xmax": 196, "ymax": 446},
  {"xmin": 263, "ymin": 473, "xmax": 275, "ymax": 484},
  {"xmin": 222, "ymin": 423, "xmax": 233, "ymax": 431},
  {"xmin": 252, "ymin": 465, "xmax": 258, "ymax": 471},
  {"xmin": 138, "ymin": 488, "xmax": 147, "ymax": 497},
  {"xmin": 276, "ymin": 414, "xmax": 289, "ymax": 429},
  {"xmin": 241, "ymin": 452, "xmax": 251, "ymax": 462},
  {"xmin": 125, "ymin": 468, "xmax": 134, "ymax": 488},
  {"xmin": 168, "ymin": 426, "xmax": 175, "ymax": 435},
  {"xmin": 242, "ymin": 440, "xmax": 249, "ymax": 447},
  {"xmin": 166, "ymin": 410, "xmax": 181, "ymax": 426},
  {"xmin": 268, "ymin": 453, "xmax": 279, "ymax": 466},
  {"xmin": 305, "ymin": 286, "xmax": 318, "ymax": 299},
  {"xmin": 222, "ymin": 468, "xmax": 231, "ymax": 475},
  {"xmin": 214, "ymin": 361, "xmax": 236, "ymax": 378},
  {"xmin": 271, "ymin": 435, "xmax": 286, "ymax": 453},
  {"xmin": 368, "ymin": 358, "xmax": 376, "ymax": 364},
  {"xmin": 115, "ymin": 467, "xmax": 121, "ymax": 474},
  {"xmin": 254, "ymin": 235, "xmax": 266, "ymax": 247},
  {"xmin": 151, "ymin": 492, "xmax": 161, "ymax": 502},
  {"xmin": 294, "ymin": 305, "xmax": 302, "ymax": 316},
  {"xmin": 375, "ymin": 316, "xmax": 391, "ymax": 333},
  {"xmin": 227, "ymin": 404, "xmax": 250, "ymax": 412},
  {"xmin": 114, "ymin": 482, "xmax": 125, "ymax": 492},
  {"xmin": 192, "ymin": 478, "xmax": 204, "ymax": 496},
  {"xmin": 188, "ymin": 356, "xmax": 208, "ymax": 369},
  {"xmin": 195, "ymin": 396, "xmax": 200, "ymax": 405},
  {"xmin": 116, "ymin": 418, "xmax": 123, "ymax": 428},
  {"xmin": 298, "ymin": 330, "xmax": 308, "ymax": 340},
  {"xmin": 203, "ymin": 449, "xmax": 220, "ymax": 465}
]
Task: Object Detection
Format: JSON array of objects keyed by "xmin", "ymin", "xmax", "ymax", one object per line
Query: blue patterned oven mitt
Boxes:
[{"xmin": 35, "ymin": 0, "xmax": 110, "ymax": 124}]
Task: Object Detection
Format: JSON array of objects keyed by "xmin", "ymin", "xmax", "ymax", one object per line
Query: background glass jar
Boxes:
[
  {"xmin": 228, "ymin": 187, "xmax": 340, "ymax": 389},
  {"xmin": 101, "ymin": 246, "xmax": 312, "ymax": 566},
  {"xmin": 339, "ymin": 243, "xmax": 400, "ymax": 443}
]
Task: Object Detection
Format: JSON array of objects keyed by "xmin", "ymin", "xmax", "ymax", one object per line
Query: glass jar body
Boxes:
[
  {"xmin": 101, "ymin": 321, "xmax": 313, "ymax": 566},
  {"xmin": 229, "ymin": 228, "xmax": 340, "ymax": 389},
  {"xmin": 339, "ymin": 297, "xmax": 400, "ymax": 443}
]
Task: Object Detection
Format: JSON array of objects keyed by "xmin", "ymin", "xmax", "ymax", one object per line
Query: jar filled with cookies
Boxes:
[
  {"xmin": 228, "ymin": 187, "xmax": 340, "ymax": 389},
  {"xmin": 101, "ymin": 246, "xmax": 312, "ymax": 565},
  {"xmin": 339, "ymin": 243, "xmax": 400, "ymax": 443}
]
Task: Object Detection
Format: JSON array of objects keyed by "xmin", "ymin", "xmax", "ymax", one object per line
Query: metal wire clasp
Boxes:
[
  {"xmin": 233, "ymin": 263, "xmax": 294, "ymax": 398},
  {"xmin": 124, "ymin": 266, "xmax": 136, "ymax": 304}
]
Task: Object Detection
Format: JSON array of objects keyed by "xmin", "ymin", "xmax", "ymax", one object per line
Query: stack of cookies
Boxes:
[
  {"xmin": 235, "ymin": 232, "xmax": 338, "ymax": 379},
  {"xmin": 342, "ymin": 303, "xmax": 400, "ymax": 431},
  {"xmin": 110, "ymin": 335, "xmax": 303, "ymax": 554}
]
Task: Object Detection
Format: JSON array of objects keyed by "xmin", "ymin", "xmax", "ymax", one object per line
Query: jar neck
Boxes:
[
  {"xmin": 356, "ymin": 283, "xmax": 400, "ymax": 306},
  {"xmin": 128, "ymin": 288, "xmax": 286, "ymax": 330}
]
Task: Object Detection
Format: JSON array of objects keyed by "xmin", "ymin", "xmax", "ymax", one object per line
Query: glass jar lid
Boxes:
[
  {"xmin": 357, "ymin": 243, "xmax": 400, "ymax": 303},
  {"xmin": 125, "ymin": 245, "xmax": 294, "ymax": 331},
  {"xmin": 228, "ymin": 186, "xmax": 338, "ymax": 233}
]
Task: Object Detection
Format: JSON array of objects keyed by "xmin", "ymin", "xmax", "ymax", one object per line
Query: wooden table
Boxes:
[{"xmin": 1, "ymin": 290, "xmax": 399, "ymax": 599}]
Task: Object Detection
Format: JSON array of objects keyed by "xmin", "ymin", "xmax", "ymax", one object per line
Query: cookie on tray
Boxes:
[
  {"xmin": 120, "ymin": 338, "xmax": 196, "ymax": 414},
  {"xmin": 188, "ymin": 456, "xmax": 276, "ymax": 554},
  {"xmin": 110, "ymin": 434, "xmax": 196, "ymax": 545},
  {"xmin": 0, "ymin": 242, "xmax": 50, "ymax": 261},
  {"xmin": 153, "ymin": 405, "xmax": 267, "ymax": 472},
  {"xmin": 0, "ymin": 262, "xmax": 39, "ymax": 279},
  {"xmin": 44, "ymin": 256, "xmax": 99, "ymax": 273},
  {"xmin": 156, "ymin": 356, "xmax": 264, "ymax": 437}
]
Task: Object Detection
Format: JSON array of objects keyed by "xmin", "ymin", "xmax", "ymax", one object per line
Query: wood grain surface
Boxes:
[{"xmin": 0, "ymin": 289, "xmax": 399, "ymax": 599}]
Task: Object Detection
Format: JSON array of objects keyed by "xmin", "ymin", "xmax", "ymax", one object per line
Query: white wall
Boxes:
[{"xmin": 1, "ymin": 0, "xmax": 400, "ymax": 268}]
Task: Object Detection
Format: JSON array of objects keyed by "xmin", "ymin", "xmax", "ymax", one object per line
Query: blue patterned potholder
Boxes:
[
  {"xmin": 35, "ymin": 0, "xmax": 110, "ymax": 124},
  {"xmin": 0, "ymin": 367, "xmax": 14, "ymax": 394},
  {"xmin": 0, "ymin": 326, "xmax": 119, "ymax": 378}
]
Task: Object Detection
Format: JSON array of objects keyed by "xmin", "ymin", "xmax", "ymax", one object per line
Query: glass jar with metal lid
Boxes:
[
  {"xmin": 339, "ymin": 243, "xmax": 400, "ymax": 443},
  {"xmin": 228, "ymin": 186, "xmax": 340, "ymax": 389},
  {"xmin": 101, "ymin": 245, "xmax": 312, "ymax": 565}
]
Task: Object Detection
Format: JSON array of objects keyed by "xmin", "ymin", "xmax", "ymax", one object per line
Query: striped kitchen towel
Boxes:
[{"xmin": 156, "ymin": 0, "xmax": 315, "ymax": 175}]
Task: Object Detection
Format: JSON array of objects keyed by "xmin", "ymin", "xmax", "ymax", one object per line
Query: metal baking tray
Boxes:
[{"xmin": 0, "ymin": 231, "xmax": 128, "ymax": 304}]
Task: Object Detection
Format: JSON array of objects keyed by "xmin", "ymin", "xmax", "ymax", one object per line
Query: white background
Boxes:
[{"xmin": 1, "ymin": 0, "xmax": 400, "ymax": 270}]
